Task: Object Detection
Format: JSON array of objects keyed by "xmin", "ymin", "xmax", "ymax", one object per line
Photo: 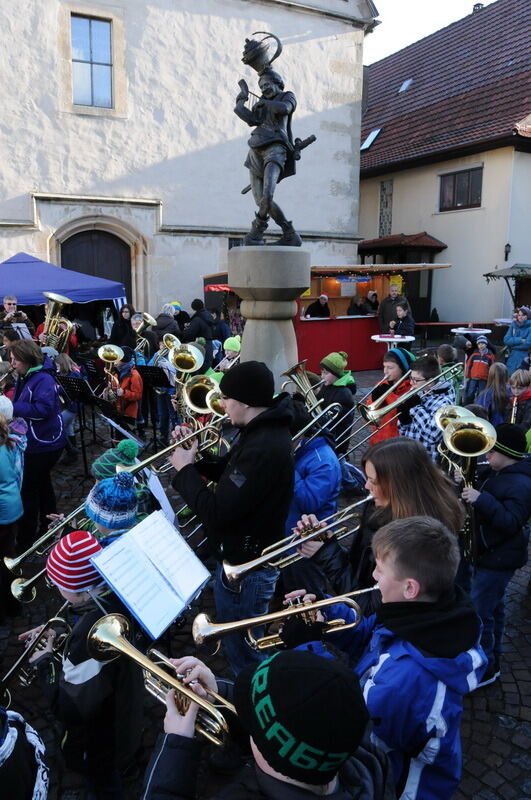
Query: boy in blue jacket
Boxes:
[{"xmin": 283, "ymin": 516, "xmax": 486, "ymax": 800}]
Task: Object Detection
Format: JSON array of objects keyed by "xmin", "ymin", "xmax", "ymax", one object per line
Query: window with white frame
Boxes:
[{"xmin": 71, "ymin": 15, "xmax": 113, "ymax": 108}]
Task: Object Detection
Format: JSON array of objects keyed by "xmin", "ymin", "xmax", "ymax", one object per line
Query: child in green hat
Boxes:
[{"xmin": 317, "ymin": 351, "xmax": 357, "ymax": 455}]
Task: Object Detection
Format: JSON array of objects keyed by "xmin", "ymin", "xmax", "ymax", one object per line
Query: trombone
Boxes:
[
  {"xmin": 11, "ymin": 567, "xmax": 48, "ymax": 603},
  {"xmin": 192, "ymin": 585, "xmax": 378, "ymax": 652},
  {"xmin": 87, "ymin": 614, "xmax": 236, "ymax": 746},
  {"xmin": 1, "ymin": 600, "xmax": 71, "ymax": 707},
  {"xmin": 222, "ymin": 495, "xmax": 372, "ymax": 581},
  {"xmin": 4, "ymin": 502, "xmax": 87, "ymax": 573}
]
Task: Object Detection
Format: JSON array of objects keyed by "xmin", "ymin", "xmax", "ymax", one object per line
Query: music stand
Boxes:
[
  {"xmin": 137, "ymin": 366, "xmax": 172, "ymax": 450},
  {"xmin": 56, "ymin": 375, "xmax": 99, "ymax": 477}
]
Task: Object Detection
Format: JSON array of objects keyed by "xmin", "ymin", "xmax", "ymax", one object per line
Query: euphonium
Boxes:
[
  {"xmin": 183, "ymin": 375, "xmax": 222, "ymax": 416},
  {"xmin": 1, "ymin": 601, "xmax": 71, "ymax": 707},
  {"xmin": 281, "ymin": 359, "xmax": 323, "ymax": 414},
  {"xmin": 87, "ymin": 614, "xmax": 236, "ymax": 746},
  {"xmin": 192, "ymin": 585, "xmax": 378, "ymax": 651},
  {"xmin": 134, "ymin": 312, "xmax": 157, "ymax": 356},
  {"xmin": 168, "ymin": 343, "xmax": 204, "ymax": 375},
  {"xmin": 4, "ymin": 502, "xmax": 88, "ymax": 573},
  {"xmin": 97, "ymin": 344, "xmax": 124, "ymax": 400},
  {"xmin": 41, "ymin": 291, "xmax": 74, "ymax": 352},
  {"xmin": 222, "ymin": 495, "xmax": 372, "ymax": 580}
]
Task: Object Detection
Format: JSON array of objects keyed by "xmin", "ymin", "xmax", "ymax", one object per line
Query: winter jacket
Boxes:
[
  {"xmin": 113, "ymin": 363, "xmax": 143, "ymax": 419},
  {"xmin": 512, "ymin": 389, "xmax": 531, "ymax": 435},
  {"xmin": 471, "ymin": 457, "xmax": 531, "ymax": 571},
  {"xmin": 378, "ymin": 295, "xmax": 406, "ymax": 333},
  {"xmin": 109, "ymin": 318, "xmax": 136, "ymax": 350},
  {"xmin": 0, "ymin": 708, "xmax": 48, "ymax": 800},
  {"xmin": 12, "ymin": 357, "xmax": 66, "ymax": 454},
  {"xmin": 285, "ymin": 435, "xmax": 341, "ymax": 535},
  {"xmin": 142, "ymin": 734, "xmax": 396, "ymax": 800},
  {"xmin": 398, "ymin": 382, "xmax": 456, "ymax": 462},
  {"xmin": 0, "ymin": 442, "xmax": 24, "ymax": 524},
  {"xmin": 503, "ymin": 319, "xmax": 531, "ymax": 374},
  {"xmin": 476, "ymin": 386, "xmax": 511, "ymax": 426},
  {"xmin": 0, "ymin": 309, "xmax": 35, "ymax": 336},
  {"xmin": 173, "ymin": 393, "xmax": 294, "ymax": 564},
  {"xmin": 369, "ymin": 379, "xmax": 412, "ymax": 445},
  {"xmin": 391, "ymin": 314, "xmax": 415, "ymax": 337},
  {"xmin": 465, "ymin": 350, "xmax": 496, "ymax": 381},
  {"xmin": 311, "ymin": 502, "xmax": 390, "ymax": 610},
  {"xmin": 153, "ymin": 314, "xmax": 181, "ymax": 345},
  {"xmin": 321, "ymin": 590, "xmax": 486, "ymax": 800},
  {"xmin": 317, "ymin": 374, "xmax": 357, "ymax": 455},
  {"xmin": 35, "ymin": 591, "xmax": 144, "ymax": 778},
  {"xmin": 181, "ymin": 309, "xmax": 216, "ymax": 369},
  {"xmin": 304, "ymin": 299, "xmax": 330, "ymax": 318}
]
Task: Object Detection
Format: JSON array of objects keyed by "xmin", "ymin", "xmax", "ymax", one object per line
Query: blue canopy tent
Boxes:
[{"xmin": 0, "ymin": 252, "xmax": 126, "ymax": 306}]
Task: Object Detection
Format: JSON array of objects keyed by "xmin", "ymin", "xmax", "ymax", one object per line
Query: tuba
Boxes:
[
  {"xmin": 87, "ymin": 614, "xmax": 236, "ymax": 746},
  {"xmin": 281, "ymin": 359, "xmax": 324, "ymax": 414},
  {"xmin": 134, "ymin": 312, "xmax": 157, "ymax": 357},
  {"xmin": 41, "ymin": 292, "xmax": 74, "ymax": 352}
]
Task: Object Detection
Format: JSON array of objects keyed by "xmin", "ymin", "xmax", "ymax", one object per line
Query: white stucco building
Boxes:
[{"xmin": 0, "ymin": 0, "xmax": 377, "ymax": 313}]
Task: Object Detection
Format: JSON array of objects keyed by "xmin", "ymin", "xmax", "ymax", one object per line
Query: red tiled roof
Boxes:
[
  {"xmin": 361, "ymin": 0, "xmax": 531, "ymax": 175},
  {"xmin": 358, "ymin": 232, "xmax": 447, "ymax": 250}
]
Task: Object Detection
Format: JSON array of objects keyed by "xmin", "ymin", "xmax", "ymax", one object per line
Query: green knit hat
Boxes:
[
  {"xmin": 224, "ymin": 335, "xmax": 241, "ymax": 353},
  {"xmin": 320, "ymin": 351, "xmax": 349, "ymax": 378},
  {"xmin": 91, "ymin": 439, "xmax": 140, "ymax": 479}
]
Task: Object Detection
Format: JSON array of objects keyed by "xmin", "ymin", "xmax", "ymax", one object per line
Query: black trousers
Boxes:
[{"xmin": 18, "ymin": 448, "xmax": 63, "ymax": 553}]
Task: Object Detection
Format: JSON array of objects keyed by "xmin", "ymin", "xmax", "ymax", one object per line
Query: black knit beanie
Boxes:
[
  {"xmin": 493, "ymin": 423, "xmax": 527, "ymax": 460},
  {"xmin": 234, "ymin": 651, "xmax": 369, "ymax": 786},
  {"xmin": 220, "ymin": 361, "xmax": 274, "ymax": 407},
  {"xmin": 191, "ymin": 298, "xmax": 204, "ymax": 311}
]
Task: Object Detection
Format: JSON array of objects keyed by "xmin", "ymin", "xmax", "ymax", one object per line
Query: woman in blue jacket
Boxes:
[
  {"xmin": 10, "ymin": 339, "xmax": 66, "ymax": 553},
  {"xmin": 0, "ymin": 397, "xmax": 26, "ymax": 620},
  {"xmin": 503, "ymin": 307, "xmax": 531, "ymax": 375}
]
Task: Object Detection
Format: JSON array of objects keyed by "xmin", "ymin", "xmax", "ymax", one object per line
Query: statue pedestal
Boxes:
[{"xmin": 228, "ymin": 246, "xmax": 311, "ymax": 390}]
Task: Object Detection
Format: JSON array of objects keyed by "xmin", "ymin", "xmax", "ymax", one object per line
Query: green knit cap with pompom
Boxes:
[
  {"xmin": 91, "ymin": 439, "xmax": 140, "ymax": 479},
  {"xmin": 320, "ymin": 351, "xmax": 349, "ymax": 378}
]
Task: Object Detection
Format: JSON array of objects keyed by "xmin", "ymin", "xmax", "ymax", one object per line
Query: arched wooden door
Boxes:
[{"xmin": 61, "ymin": 230, "xmax": 132, "ymax": 301}]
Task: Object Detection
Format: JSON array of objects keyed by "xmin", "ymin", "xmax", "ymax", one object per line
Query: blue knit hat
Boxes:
[
  {"xmin": 85, "ymin": 472, "xmax": 137, "ymax": 530},
  {"xmin": 384, "ymin": 347, "xmax": 416, "ymax": 374}
]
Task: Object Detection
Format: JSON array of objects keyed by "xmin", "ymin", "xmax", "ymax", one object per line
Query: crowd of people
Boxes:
[{"xmin": 0, "ymin": 289, "xmax": 530, "ymax": 800}]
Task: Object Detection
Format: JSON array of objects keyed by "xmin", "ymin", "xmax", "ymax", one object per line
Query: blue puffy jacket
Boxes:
[
  {"xmin": 321, "ymin": 600, "xmax": 486, "ymax": 800},
  {"xmin": 285, "ymin": 435, "xmax": 341, "ymax": 535},
  {"xmin": 12, "ymin": 357, "xmax": 66, "ymax": 454},
  {"xmin": 503, "ymin": 319, "xmax": 531, "ymax": 374},
  {"xmin": 473, "ymin": 457, "xmax": 531, "ymax": 571}
]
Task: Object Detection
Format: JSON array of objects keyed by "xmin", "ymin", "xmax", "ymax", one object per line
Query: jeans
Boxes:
[
  {"xmin": 470, "ymin": 566, "xmax": 514, "ymax": 669},
  {"xmin": 61, "ymin": 408, "xmax": 76, "ymax": 438},
  {"xmin": 156, "ymin": 393, "xmax": 178, "ymax": 442},
  {"xmin": 213, "ymin": 563, "xmax": 279, "ymax": 676},
  {"xmin": 465, "ymin": 378, "xmax": 487, "ymax": 404}
]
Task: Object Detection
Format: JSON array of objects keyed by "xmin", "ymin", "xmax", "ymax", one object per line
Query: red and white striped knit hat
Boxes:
[{"xmin": 46, "ymin": 530, "xmax": 105, "ymax": 592}]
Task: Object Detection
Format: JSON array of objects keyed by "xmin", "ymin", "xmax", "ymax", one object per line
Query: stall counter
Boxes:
[{"xmin": 293, "ymin": 314, "xmax": 387, "ymax": 372}]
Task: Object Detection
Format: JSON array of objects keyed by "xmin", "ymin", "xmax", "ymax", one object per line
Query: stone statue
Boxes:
[{"xmin": 235, "ymin": 33, "xmax": 315, "ymax": 247}]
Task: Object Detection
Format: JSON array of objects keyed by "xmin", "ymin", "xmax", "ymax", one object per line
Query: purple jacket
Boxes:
[{"xmin": 12, "ymin": 357, "xmax": 66, "ymax": 454}]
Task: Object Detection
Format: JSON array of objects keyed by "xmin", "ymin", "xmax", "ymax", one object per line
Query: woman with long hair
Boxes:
[
  {"xmin": 109, "ymin": 303, "xmax": 136, "ymax": 350},
  {"xmin": 295, "ymin": 437, "xmax": 464, "ymax": 610},
  {"xmin": 476, "ymin": 362, "xmax": 511, "ymax": 426}
]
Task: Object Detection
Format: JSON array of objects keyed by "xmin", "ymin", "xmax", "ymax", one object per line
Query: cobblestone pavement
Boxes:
[{"xmin": 1, "ymin": 371, "xmax": 530, "ymax": 799}]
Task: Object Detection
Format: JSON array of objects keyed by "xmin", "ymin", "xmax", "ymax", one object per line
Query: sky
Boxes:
[{"xmin": 363, "ymin": 0, "xmax": 499, "ymax": 64}]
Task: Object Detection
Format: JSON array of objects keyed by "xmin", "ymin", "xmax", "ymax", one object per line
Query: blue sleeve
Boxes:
[
  {"xmin": 13, "ymin": 377, "xmax": 58, "ymax": 421},
  {"xmin": 293, "ymin": 453, "xmax": 340, "ymax": 516},
  {"xmin": 322, "ymin": 602, "xmax": 376, "ymax": 659},
  {"xmin": 474, "ymin": 485, "xmax": 531, "ymax": 539}
]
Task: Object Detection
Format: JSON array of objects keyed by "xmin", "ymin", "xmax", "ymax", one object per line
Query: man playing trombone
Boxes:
[{"xmin": 169, "ymin": 360, "xmax": 294, "ymax": 675}]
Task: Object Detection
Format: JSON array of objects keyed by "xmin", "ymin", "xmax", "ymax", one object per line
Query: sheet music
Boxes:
[
  {"xmin": 91, "ymin": 536, "xmax": 183, "ymax": 638},
  {"xmin": 129, "ymin": 511, "xmax": 209, "ymax": 601},
  {"xmin": 145, "ymin": 469, "xmax": 176, "ymax": 524}
]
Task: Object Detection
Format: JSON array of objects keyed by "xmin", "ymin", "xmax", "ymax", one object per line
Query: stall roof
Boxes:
[
  {"xmin": 483, "ymin": 263, "xmax": 531, "ymax": 280},
  {"xmin": 0, "ymin": 252, "xmax": 126, "ymax": 305},
  {"xmin": 310, "ymin": 263, "xmax": 451, "ymax": 275}
]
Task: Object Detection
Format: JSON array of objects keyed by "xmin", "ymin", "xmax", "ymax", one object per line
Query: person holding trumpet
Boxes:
[
  {"xmin": 282, "ymin": 516, "xmax": 487, "ymax": 800},
  {"xmin": 169, "ymin": 360, "xmax": 294, "ymax": 675},
  {"xmin": 142, "ymin": 651, "xmax": 395, "ymax": 800},
  {"xmin": 19, "ymin": 530, "xmax": 144, "ymax": 799}
]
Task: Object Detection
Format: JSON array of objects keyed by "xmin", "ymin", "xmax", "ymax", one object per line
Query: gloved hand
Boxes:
[
  {"xmin": 397, "ymin": 393, "xmax": 421, "ymax": 425},
  {"xmin": 279, "ymin": 615, "xmax": 326, "ymax": 649},
  {"xmin": 370, "ymin": 381, "xmax": 391, "ymax": 402}
]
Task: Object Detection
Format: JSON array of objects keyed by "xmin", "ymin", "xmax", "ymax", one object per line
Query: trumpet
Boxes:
[
  {"xmin": 510, "ymin": 395, "xmax": 518, "ymax": 424},
  {"xmin": 4, "ymin": 502, "xmax": 88, "ymax": 573},
  {"xmin": 192, "ymin": 585, "xmax": 378, "ymax": 652},
  {"xmin": 1, "ymin": 601, "xmax": 71, "ymax": 707},
  {"xmin": 222, "ymin": 495, "xmax": 372, "ymax": 581},
  {"xmin": 87, "ymin": 614, "xmax": 236, "ymax": 746}
]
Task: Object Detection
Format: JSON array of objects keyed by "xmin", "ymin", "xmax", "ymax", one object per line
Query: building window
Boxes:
[
  {"xmin": 71, "ymin": 15, "xmax": 112, "ymax": 108},
  {"xmin": 439, "ymin": 167, "xmax": 482, "ymax": 211},
  {"xmin": 379, "ymin": 179, "xmax": 393, "ymax": 237}
]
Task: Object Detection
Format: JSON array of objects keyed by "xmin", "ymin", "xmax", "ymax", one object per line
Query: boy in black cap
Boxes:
[
  {"xmin": 461, "ymin": 422, "xmax": 531, "ymax": 686},
  {"xmin": 142, "ymin": 650, "xmax": 395, "ymax": 799},
  {"xmin": 169, "ymin": 361, "xmax": 294, "ymax": 675}
]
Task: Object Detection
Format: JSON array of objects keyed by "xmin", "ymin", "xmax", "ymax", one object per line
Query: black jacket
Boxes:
[
  {"xmin": 317, "ymin": 381, "xmax": 357, "ymax": 456},
  {"xmin": 305, "ymin": 299, "xmax": 331, "ymax": 318},
  {"xmin": 109, "ymin": 318, "xmax": 136, "ymax": 349},
  {"xmin": 142, "ymin": 732, "xmax": 395, "ymax": 800},
  {"xmin": 34, "ymin": 592, "xmax": 144, "ymax": 777},
  {"xmin": 393, "ymin": 314, "xmax": 415, "ymax": 337},
  {"xmin": 173, "ymin": 394, "xmax": 294, "ymax": 564},
  {"xmin": 312, "ymin": 502, "xmax": 389, "ymax": 614},
  {"xmin": 377, "ymin": 296, "xmax": 406, "ymax": 333},
  {"xmin": 153, "ymin": 314, "xmax": 181, "ymax": 344},
  {"xmin": 473, "ymin": 458, "xmax": 531, "ymax": 571},
  {"xmin": 181, "ymin": 309, "xmax": 216, "ymax": 369}
]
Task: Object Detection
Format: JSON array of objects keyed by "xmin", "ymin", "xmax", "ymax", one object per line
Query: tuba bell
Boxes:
[{"xmin": 41, "ymin": 292, "xmax": 74, "ymax": 352}]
